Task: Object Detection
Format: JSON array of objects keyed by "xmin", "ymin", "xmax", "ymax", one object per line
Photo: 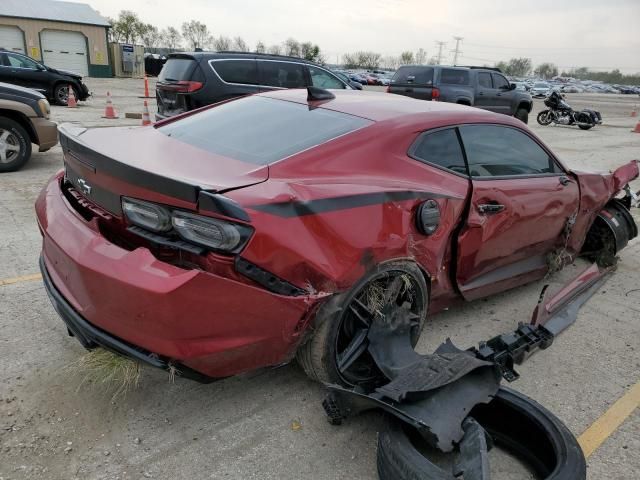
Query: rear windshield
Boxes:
[
  {"xmin": 392, "ymin": 66, "xmax": 434, "ymax": 85},
  {"xmin": 159, "ymin": 58, "xmax": 196, "ymax": 82},
  {"xmin": 158, "ymin": 96, "xmax": 372, "ymax": 165},
  {"xmin": 440, "ymin": 69, "xmax": 470, "ymax": 85}
]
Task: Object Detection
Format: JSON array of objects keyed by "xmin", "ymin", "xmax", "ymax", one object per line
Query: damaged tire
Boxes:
[
  {"xmin": 377, "ymin": 387, "xmax": 586, "ymax": 480},
  {"xmin": 296, "ymin": 261, "xmax": 428, "ymax": 386}
]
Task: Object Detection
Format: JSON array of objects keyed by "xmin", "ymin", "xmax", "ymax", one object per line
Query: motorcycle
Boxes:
[{"xmin": 536, "ymin": 91, "xmax": 602, "ymax": 130}]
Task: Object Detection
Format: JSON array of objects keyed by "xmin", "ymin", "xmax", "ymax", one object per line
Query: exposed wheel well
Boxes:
[
  {"xmin": 518, "ymin": 101, "xmax": 533, "ymax": 113},
  {"xmin": 0, "ymin": 109, "xmax": 38, "ymax": 144},
  {"xmin": 457, "ymin": 99, "xmax": 471, "ymax": 106}
]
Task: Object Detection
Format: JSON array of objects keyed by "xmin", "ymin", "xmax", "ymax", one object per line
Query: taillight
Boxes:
[
  {"xmin": 159, "ymin": 81, "xmax": 203, "ymax": 93},
  {"xmin": 431, "ymin": 87, "xmax": 440, "ymax": 101}
]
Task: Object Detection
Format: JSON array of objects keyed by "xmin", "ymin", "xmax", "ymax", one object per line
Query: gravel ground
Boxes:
[{"xmin": 0, "ymin": 77, "xmax": 639, "ymax": 480}]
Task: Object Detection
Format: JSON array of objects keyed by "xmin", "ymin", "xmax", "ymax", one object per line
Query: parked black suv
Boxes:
[
  {"xmin": 156, "ymin": 52, "xmax": 353, "ymax": 120},
  {"xmin": 388, "ymin": 65, "xmax": 532, "ymax": 123},
  {"xmin": 0, "ymin": 50, "xmax": 90, "ymax": 106}
]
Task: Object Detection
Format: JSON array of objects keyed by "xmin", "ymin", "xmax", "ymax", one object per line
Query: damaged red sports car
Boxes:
[{"xmin": 36, "ymin": 88, "xmax": 639, "ymax": 385}]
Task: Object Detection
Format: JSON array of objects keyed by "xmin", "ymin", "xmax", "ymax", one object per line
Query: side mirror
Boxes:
[
  {"xmin": 508, "ymin": 83, "xmax": 517, "ymax": 91},
  {"xmin": 36, "ymin": 64, "xmax": 46, "ymax": 71}
]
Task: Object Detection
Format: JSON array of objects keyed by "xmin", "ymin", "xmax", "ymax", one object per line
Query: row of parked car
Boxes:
[
  {"xmin": 336, "ymin": 70, "xmax": 395, "ymax": 86},
  {"xmin": 510, "ymin": 77, "xmax": 640, "ymax": 97}
]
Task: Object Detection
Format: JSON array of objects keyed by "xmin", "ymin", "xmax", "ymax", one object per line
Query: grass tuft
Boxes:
[{"xmin": 65, "ymin": 348, "xmax": 141, "ymax": 401}]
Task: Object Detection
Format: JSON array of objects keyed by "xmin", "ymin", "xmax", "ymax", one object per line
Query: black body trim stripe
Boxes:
[
  {"xmin": 199, "ymin": 191, "xmax": 251, "ymax": 222},
  {"xmin": 250, "ymin": 190, "xmax": 456, "ymax": 218},
  {"xmin": 60, "ymin": 131, "xmax": 199, "ymax": 203}
]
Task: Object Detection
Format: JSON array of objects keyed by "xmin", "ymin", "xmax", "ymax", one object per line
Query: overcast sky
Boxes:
[{"xmin": 88, "ymin": 0, "xmax": 639, "ymax": 73}]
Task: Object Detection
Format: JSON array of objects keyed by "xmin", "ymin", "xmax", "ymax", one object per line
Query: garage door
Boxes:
[
  {"xmin": 41, "ymin": 30, "xmax": 88, "ymax": 76},
  {"xmin": 0, "ymin": 25, "xmax": 25, "ymax": 53}
]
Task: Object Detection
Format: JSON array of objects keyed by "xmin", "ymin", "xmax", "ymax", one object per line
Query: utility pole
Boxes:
[
  {"xmin": 435, "ymin": 41, "xmax": 446, "ymax": 65},
  {"xmin": 451, "ymin": 36, "xmax": 463, "ymax": 65}
]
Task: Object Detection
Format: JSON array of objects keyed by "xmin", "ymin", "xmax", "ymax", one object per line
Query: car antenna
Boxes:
[{"xmin": 307, "ymin": 86, "xmax": 335, "ymax": 102}]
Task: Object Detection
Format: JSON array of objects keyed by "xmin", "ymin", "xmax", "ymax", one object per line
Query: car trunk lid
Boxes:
[{"xmin": 58, "ymin": 123, "xmax": 268, "ymax": 215}]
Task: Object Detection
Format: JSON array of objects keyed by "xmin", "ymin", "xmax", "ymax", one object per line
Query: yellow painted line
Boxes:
[
  {"xmin": 0, "ymin": 273, "xmax": 42, "ymax": 286},
  {"xmin": 579, "ymin": 382, "xmax": 640, "ymax": 458}
]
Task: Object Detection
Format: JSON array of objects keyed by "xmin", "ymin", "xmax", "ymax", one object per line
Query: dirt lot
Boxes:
[{"xmin": 1, "ymin": 77, "xmax": 639, "ymax": 480}]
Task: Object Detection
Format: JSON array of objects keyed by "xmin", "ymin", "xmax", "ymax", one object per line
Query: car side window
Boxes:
[
  {"xmin": 259, "ymin": 61, "xmax": 307, "ymax": 88},
  {"xmin": 477, "ymin": 72, "xmax": 492, "ymax": 88},
  {"xmin": 409, "ymin": 128, "xmax": 467, "ymax": 175},
  {"xmin": 308, "ymin": 66, "xmax": 345, "ymax": 89},
  {"xmin": 492, "ymin": 74, "xmax": 509, "ymax": 90},
  {"xmin": 213, "ymin": 60, "xmax": 258, "ymax": 85},
  {"xmin": 7, "ymin": 53, "xmax": 38, "ymax": 69},
  {"xmin": 459, "ymin": 125, "xmax": 562, "ymax": 177}
]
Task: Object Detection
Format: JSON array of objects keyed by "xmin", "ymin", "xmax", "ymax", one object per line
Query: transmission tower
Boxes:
[
  {"xmin": 451, "ymin": 36, "xmax": 463, "ymax": 65},
  {"xmin": 435, "ymin": 41, "xmax": 446, "ymax": 65}
]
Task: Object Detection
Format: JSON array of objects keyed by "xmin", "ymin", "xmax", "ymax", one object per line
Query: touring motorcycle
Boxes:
[{"xmin": 537, "ymin": 91, "xmax": 602, "ymax": 130}]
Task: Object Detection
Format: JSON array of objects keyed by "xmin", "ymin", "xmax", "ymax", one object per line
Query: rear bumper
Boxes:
[
  {"xmin": 40, "ymin": 255, "xmax": 214, "ymax": 382},
  {"xmin": 36, "ymin": 173, "xmax": 320, "ymax": 379},
  {"xmin": 31, "ymin": 117, "xmax": 58, "ymax": 151}
]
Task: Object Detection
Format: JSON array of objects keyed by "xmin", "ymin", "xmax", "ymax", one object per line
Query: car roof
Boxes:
[{"xmin": 258, "ymin": 89, "xmax": 519, "ymax": 126}]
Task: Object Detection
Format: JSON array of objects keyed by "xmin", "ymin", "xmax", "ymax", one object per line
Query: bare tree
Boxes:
[
  {"xmin": 415, "ymin": 48, "xmax": 427, "ymax": 65},
  {"xmin": 213, "ymin": 36, "xmax": 232, "ymax": 51},
  {"xmin": 356, "ymin": 51, "xmax": 382, "ymax": 69},
  {"xmin": 255, "ymin": 41, "xmax": 266, "ymax": 54},
  {"xmin": 381, "ymin": 56, "xmax": 399, "ymax": 69},
  {"xmin": 283, "ymin": 38, "xmax": 300, "ymax": 57},
  {"xmin": 267, "ymin": 44, "xmax": 282, "ymax": 55},
  {"xmin": 162, "ymin": 27, "xmax": 182, "ymax": 50},
  {"xmin": 342, "ymin": 53, "xmax": 358, "ymax": 69},
  {"xmin": 233, "ymin": 36, "xmax": 249, "ymax": 52},
  {"xmin": 181, "ymin": 20, "xmax": 210, "ymax": 50}
]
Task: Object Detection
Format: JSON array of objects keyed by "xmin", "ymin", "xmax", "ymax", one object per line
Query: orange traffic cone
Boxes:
[
  {"xmin": 66, "ymin": 84, "xmax": 77, "ymax": 108},
  {"xmin": 631, "ymin": 105, "xmax": 638, "ymax": 118},
  {"xmin": 139, "ymin": 75, "xmax": 153, "ymax": 99},
  {"xmin": 102, "ymin": 91, "xmax": 119, "ymax": 119},
  {"xmin": 141, "ymin": 100, "xmax": 151, "ymax": 126},
  {"xmin": 633, "ymin": 121, "xmax": 640, "ymax": 133}
]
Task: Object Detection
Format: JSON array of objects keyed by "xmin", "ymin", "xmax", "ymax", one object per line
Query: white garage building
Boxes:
[{"xmin": 0, "ymin": 0, "xmax": 111, "ymax": 77}]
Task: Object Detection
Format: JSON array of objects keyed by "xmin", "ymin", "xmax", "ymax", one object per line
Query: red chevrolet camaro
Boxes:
[{"xmin": 36, "ymin": 88, "xmax": 638, "ymax": 385}]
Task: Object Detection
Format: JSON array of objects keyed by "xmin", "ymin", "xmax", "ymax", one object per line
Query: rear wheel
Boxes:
[
  {"xmin": 296, "ymin": 261, "xmax": 428, "ymax": 386},
  {"xmin": 537, "ymin": 110, "xmax": 553, "ymax": 125},
  {"xmin": 0, "ymin": 118, "xmax": 31, "ymax": 172},
  {"xmin": 515, "ymin": 107, "xmax": 529, "ymax": 124}
]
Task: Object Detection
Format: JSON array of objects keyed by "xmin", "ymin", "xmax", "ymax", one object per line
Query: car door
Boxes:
[
  {"xmin": 5, "ymin": 53, "xmax": 47, "ymax": 93},
  {"xmin": 491, "ymin": 73, "xmax": 514, "ymax": 115},
  {"xmin": 258, "ymin": 60, "xmax": 308, "ymax": 92},
  {"xmin": 456, "ymin": 124, "xmax": 579, "ymax": 301},
  {"xmin": 474, "ymin": 71, "xmax": 497, "ymax": 111}
]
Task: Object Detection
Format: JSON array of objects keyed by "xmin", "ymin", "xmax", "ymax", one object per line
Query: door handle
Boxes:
[
  {"xmin": 478, "ymin": 92, "xmax": 484, "ymax": 96},
  {"xmin": 477, "ymin": 203, "xmax": 505, "ymax": 214}
]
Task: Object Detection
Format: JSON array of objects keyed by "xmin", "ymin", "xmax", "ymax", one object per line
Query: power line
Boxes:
[{"xmin": 451, "ymin": 36, "xmax": 463, "ymax": 65}]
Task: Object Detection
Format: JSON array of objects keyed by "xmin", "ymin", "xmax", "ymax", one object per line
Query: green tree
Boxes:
[
  {"xmin": 300, "ymin": 42, "xmax": 322, "ymax": 62},
  {"xmin": 534, "ymin": 62, "xmax": 558, "ymax": 79},
  {"xmin": 399, "ymin": 51, "xmax": 415, "ymax": 65},
  {"xmin": 111, "ymin": 10, "xmax": 145, "ymax": 44}
]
